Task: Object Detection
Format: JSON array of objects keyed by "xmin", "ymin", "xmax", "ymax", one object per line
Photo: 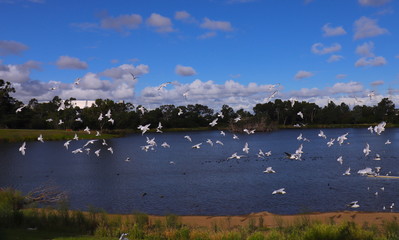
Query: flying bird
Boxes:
[
  {"xmin": 272, "ymin": 188, "xmax": 286, "ymax": 195},
  {"xmin": 37, "ymin": 134, "xmax": 44, "ymax": 143},
  {"xmin": 19, "ymin": 142, "xmax": 26, "ymax": 155},
  {"xmin": 263, "ymin": 167, "xmax": 276, "ymax": 174}
]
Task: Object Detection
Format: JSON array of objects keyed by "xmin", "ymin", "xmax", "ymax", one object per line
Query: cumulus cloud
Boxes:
[
  {"xmin": 353, "ymin": 16, "xmax": 388, "ymax": 40},
  {"xmin": 146, "ymin": 13, "xmax": 175, "ymax": 33},
  {"xmin": 100, "ymin": 14, "xmax": 142, "ymax": 32},
  {"xmin": 175, "ymin": 65, "xmax": 197, "ymax": 76},
  {"xmin": 174, "ymin": 10, "xmax": 197, "ymax": 23},
  {"xmin": 295, "ymin": 70, "xmax": 314, "ymax": 79},
  {"xmin": 198, "ymin": 31, "xmax": 217, "ymax": 39},
  {"xmin": 371, "ymin": 80, "xmax": 384, "ymax": 86},
  {"xmin": 328, "ymin": 82, "xmax": 364, "ymax": 94},
  {"xmin": 0, "ymin": 40, "xmax": 28, "ymax": 56},
  {"xmin": 56, "ymin": 56, "xmax": 88, "ymax": 70},
  {"xmin": 358, "ymin": 0, "xmax": 391, "ymax": 6},
  {"xmin": 355, "ymin": 56, "xmax": 387, "ymax": 67},
  {"xmin": 356, "ymin": 41, "xmax": 375, "ymax": 57},
  {"xmin": 327, "ymin": 55, "xmax": 344, "ymax": 62},
  {"xmin": 200, "ymin": 18, "xmax": 234, "ymax": 32},
  {"xmin": 311, "ymin": 43, "xmax": 341, "ymax": 55},
  {"xmin": 0, "ymin": 60, "xmax": 41, "ymax": 83},
  {"xmin": 322, "ymin": 23, "xmax": 347, "ymax": 37}
]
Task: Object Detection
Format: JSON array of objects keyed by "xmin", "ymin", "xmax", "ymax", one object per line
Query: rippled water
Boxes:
[{"xmin": 0, "ymin": 128, "xmax": 398, "ymax": 215}]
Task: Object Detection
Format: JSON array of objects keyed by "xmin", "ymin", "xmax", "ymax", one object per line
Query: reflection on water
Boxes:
[{"xmin": 0, "ymin": 128, "xmax": 398, "ymax": 215}]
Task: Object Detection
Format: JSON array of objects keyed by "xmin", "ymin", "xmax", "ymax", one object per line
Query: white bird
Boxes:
[
  {"xmin": 125, "ymin": 157, "xmax": 131, "ymax": 162},
  {"xmin": 337, "ymin": 133, "xmax": 348, "ymax": 145},
  {"xmin": 105, "ymin": 109, "xmax": 112, "ymax": 119},
  {"xmin": 94, "ymin": 149, "xmax": 101, "ymax": 157},
  {"xmin": 83, "ymin": 126, "xmax": 90, "ymax": 134},
  {"xmin": 216, "ymin": 140, "xmax": 224, "ymax": 146},
  {"xmin": 49, "ymin": 86, "xmax": 56, "ymax": 91},
  {"xmin": 146, "ymin": 137, "xmax": 157, "ymax": 146},
  {"xmin": 289, "ymin": 98, "xmax": 296, "ymax": 107},
  {"xmin": 84, "ymin": 148, "xmax": 90, "ymax": 155},
  {"xmin": 297, "ymin": 133, "xmax": 303, "ymax": 141},
  {"xmin": 57, "ymin": 102, "xmax": 65, "ymax": 111},
  {"xmin": 206, "ymin": 139, "xmax": 213, "ymax": 146},
  {"xmin": 263, "ymin": 167, "xmax": 276, "ymax": 173},
  {"xmin": 347, "ymin": 201, "xmax": 360, "ymax": 208},
  {"xmin": 227, "ymin": 152, "xmax": 245, "ymax": 160},
  {"xmin": 37, "ymin": 134, "xmax": 44, "ymax": 143},
  {"xmin": 72, "ymin": 148, "xmax": 83, "ymax": 154},
  {"xmin": 161, "ymin": 142, "xmax": 170, "ymax": 148},
  {"xmin": 137, "ymin": 124, "xmax": 151, "ymax": 135},
  {"xmin": 58, "ymin": 119, "xmax": 64, "ymax": 125},
  {"xmin": 337, "ymin": 156, "xmax": 343, "ymax": 165},
  {"xmin": 373, "ymin": 154, "xmax": 381, "ymax": 161},
  {"xmin": 184, "ymin": 135, "xmax": 192, "ymax": 142},
  {"xmin": 177, "ymin": 108, "xmax": 183, "ymax": 116},
  {"xmin": 244, "ymin": 129, "xmax": 255, "ymax": 134},
  {"xmin": 327, "ymin": 138, "xmax": 335, "ymax": 147},
  {"xmin": 220, "ymin": 131, "xmax": 226, "ymax": 136},
  {"xmin": 46, "ymin": 118, "xmax": 53, "ymax": 122},
  {"xmin": 367, "ymin": 126, "xmax": 374, "ymax": 134},
  {"xmin": 157, "ymin": 122, "xmax": 163, "ymax": 130},
  {"xmin": 234, "ymin": 115, "xmax": 241, "ymax": 123},
  {"xmin": 390, "ymin": 203, "xmax": 395, "ymax": 210},
  {"xmin": 108, "ymin": 118, "xmax": 114, "ymax": 125},
  {"xmin": 318, "ymin": 130, "xmax": 327, "ymax": 139},
  {"xmin": 367, "ymin": 91, "xmax": 375, "ymax": 100},
  {"xmin": 233, "ymin": 134, "xmax": 239, "ymax": 140},
  {"xmin": 374, "ymin": 121, "xmax": 386, "ymax": 135},
  {"xmin": 107, "ymin": 147, "xmax": 113, "ymax": 154},
  {"xmin": 98, "ymin": 113, "xmax": 103, "ymax": 121},
  {"xmin": 272, "ymin": 188, "xmax": 286, "ymax": 195},
  {"xmin": 343, "ymin": 167, "xmax": 351, "ymax": 176},
  {"xmin": 138, "ymin": 106, "xmax": 146, "ymax": 115},
  {"xmin": 209, "ymin": 118, "xmax": 218, "ymax": 127},
  {"xmin": 96, "ymin": 131, "xmax": 101, "ymax": 137},
  {"xmin": 385, "ymin": 139, "xmax": 391, "ymax": 145},
  {"xmin": 242, "ymin": 142, "xmax": 249, "ymax": 154},
  {"xmin": 75, "ymin": 118, "xmax": 83, "ymax": 122},
  {"xmin": 297, "ymin": 111, "xmax": 304, "ymax": 119},
  {"xmin": 183, "ymin": 91, "xmax": 189, "ymax": 99},
  {"xmin": 264, "ymin": 151, "xmax": 272, "ymax": 157},
  {"xmin": 19, "ymin": 142, "xmax": 26, "ymax": 155},
  {"xmin": 217, "ymin": 112, "xmax": 224, "ymax": 119},
  {"xmin": 73, "ymin": 133, "xmax": 79, "ymax": 141},
  {"xmin": 119, "ymin": 233, "xmax": 129, "ymax": 240},
  {"xmin": 157, "ymin": 82, "xmax": 172, "ymax": 91},
  {"xmin": 74, "ymin": 78, "xmax": 80, "ymax": 85},
  {"xmin": 83, "ymin": 140, "xmax": 97, "ymax": 148},
  {"xmin": 192, "ymin": 143, "xmax": 202, "ymax": 149},
  {"xmin": 16, "ymin": 105, "xmax": 25, "ymax": 113},
  {"xmin": 258, "ymin": 149, "xmax": 265, "ymax": 158},
  {"xmin": 64, "ymin": 140, "xmax": 71, "ymax": 149},
  {"xmin": 264, "ymin": 90, "xmax": 278, "ymax": 102},
  {"xmin": 363, "ymin": 143, "xmax": 371, "ymax": 156}
]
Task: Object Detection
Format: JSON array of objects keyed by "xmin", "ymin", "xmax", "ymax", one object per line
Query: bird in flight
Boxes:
[{"xmin": 19, "ymin": 142, "xmax": 26, "ymax": 155}]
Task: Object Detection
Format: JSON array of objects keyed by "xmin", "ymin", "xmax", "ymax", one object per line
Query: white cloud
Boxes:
[
  {"xmin": 353, "ymin": 16, "xmax": 388, "ymax": 40},
  {"xmin": 327, "ymin": 55, "xmax": 344, "ymax": 63},
  {"xmin": 0, "ymin": 40, "xmax": 28, "ymax": 56},
  {"xmin": 146, "ymin": 13, "xmax": 175, "ymax": 33},
  {"xmin": 175, "ymin": 65, "xmax": 197, "ymax": 76},
  {"xmin": 311, "ymin": 43, "xmax": 341, "ymax": 55},
  {"xmin": 322, "ymin": 23, "xmax": 347, "ymax": 37},
  {"xmin": 174, "ymin": 11, "xmax": 196, "ymax": 23},
  {"xmin": 198, "ymin": 31, "xmax": 217, "ymax": 39},
  {"xmin": 56, "ymin": 56, "xmax": 88, "ymax": 70},
  {"xmin": 0, "ymin": 60, "xmax": 41, "ymax": 83},
  {"xmin": 358, "ymin": 0, "xmax": 391, "ymax": 6},
  {"xmin": 295, "ymin": 70, "xmax": 314, "ymax": 79},
  {"xmin": 328, "ymin": 82, "xmax": 364, "ymax": 94},
  {"xmin": 290, "ymin": 88, "xmax": 322, "ymax": 97},
  {"xmin": 371, "ymin": 80, "xmax": 384, "ymax": 86},
  {"xmin": 355, "ymin": 56, "xmax": 387, "ymax": 67},
  {"xmin": 336, "ymin": 74, "xmax": 347, "ymax": 79},
  {"xmin": 100, "ymin": 14, "xmax": 142, "ymax": 32},
  {"xmin": 200, "ymin": 18, "xmax": 233, "ymax": 32},
  {"xmin": 356, "ymin": 41, "xmax": 375, "ymax": 57}
]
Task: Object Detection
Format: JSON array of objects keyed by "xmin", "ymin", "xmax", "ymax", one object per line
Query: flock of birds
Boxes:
[{"xmin": 13, "ymin": 80, "xmax": 397, "ymax": 214}]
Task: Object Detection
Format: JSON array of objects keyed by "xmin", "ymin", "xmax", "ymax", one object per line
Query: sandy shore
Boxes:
[{"xmin": 145, "ymin": 211, "xmax": 399, "ymax": 228}]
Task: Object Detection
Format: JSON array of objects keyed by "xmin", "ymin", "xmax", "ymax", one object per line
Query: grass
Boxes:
[{"xmin": 0, "ymin": 129, "xmax": 120, "ymax": 143}]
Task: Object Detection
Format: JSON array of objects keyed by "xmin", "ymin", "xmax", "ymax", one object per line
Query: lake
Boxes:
[{"xmin": 0, "ymin": 128, "xmax": 398, "ymax": 215}]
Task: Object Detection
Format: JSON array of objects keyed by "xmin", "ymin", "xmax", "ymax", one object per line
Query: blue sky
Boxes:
[{"xmin": 1, "ymin": 0, "xmax": 398, "ymax": 110}]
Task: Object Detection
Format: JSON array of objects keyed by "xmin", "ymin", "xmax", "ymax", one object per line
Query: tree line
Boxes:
[{"xmin": 1, "ymin": 79, "xmax": 398, "ymax": 131}]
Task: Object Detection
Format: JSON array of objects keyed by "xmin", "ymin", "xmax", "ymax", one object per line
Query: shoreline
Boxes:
[{"xmin": 102, "ymin": 210, "xmax": 399, "ymax": 229}]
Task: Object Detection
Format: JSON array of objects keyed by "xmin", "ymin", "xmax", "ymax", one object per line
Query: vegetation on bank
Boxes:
[
  {"xmin": 1, "ymin": 188, "xmax": 399, "ymax": 240},
  {"xmin": 1, "ymin": 79, "xmax": 398, "ymax": 134}
]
